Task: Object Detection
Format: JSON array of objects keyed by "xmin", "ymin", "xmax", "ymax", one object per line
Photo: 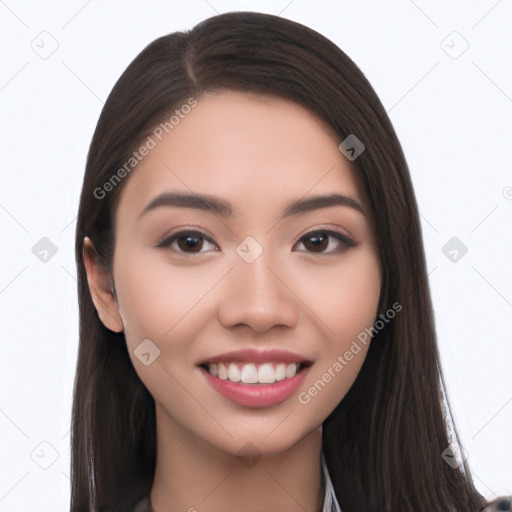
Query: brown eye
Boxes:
[
  {"xmin": 303, "ymin": 232, "xmax": 329, "ymax": 252},
  {"xmin": 177, "ymin": 233, "xmax": 204, "ymax": 252},
  {"xmin": 296, "ymin": 230, "xmax": 355, "ymax": 254},
  {"xmin": 156, "ymin": 230, "xmax": 218, "ymax": 255}
]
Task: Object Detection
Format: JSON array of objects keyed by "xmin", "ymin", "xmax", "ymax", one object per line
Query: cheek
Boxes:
[
  {"xmin": 296, "ymin": 250, "xmax": 380, "ymax": 409},
  {"xmin": 332, "ymin": 255, "xmax": 381, "ymax": 338},
  {"xmin": 114, "ymin": 260, "xmax": 171, "ymax": 340},
  {"xmin": 113, "ymin": 249, "xmax": 217, "ymax": 400},
  {"xmin": 296, "ymin": 249, "xmax": 381, "ymax": 338},
  {"xmin": 114, "ymin": 248, "xmax": 216, "ymax": 339},
  {"xmin": 326, "ymin": 251, "xmax": 381, "ymax": 371}
]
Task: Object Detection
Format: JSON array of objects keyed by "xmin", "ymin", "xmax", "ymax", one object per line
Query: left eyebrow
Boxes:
[
  {"xmin": 136, "ymin": 191, "xmax": 366, "ymax": 221},
  {"xmin": 281, "ymin": 193, "xmax": 365, "ymax": 218}
]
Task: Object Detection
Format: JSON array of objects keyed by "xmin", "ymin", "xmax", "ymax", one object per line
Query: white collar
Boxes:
[{"xmin": 321, "ymin": 451, "xmax": 342, "ymax": 512}]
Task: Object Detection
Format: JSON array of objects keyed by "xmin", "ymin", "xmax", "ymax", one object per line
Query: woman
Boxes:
[{"xmin": 71, "ymin": 11, "xmax": 505, "ymax": 512}]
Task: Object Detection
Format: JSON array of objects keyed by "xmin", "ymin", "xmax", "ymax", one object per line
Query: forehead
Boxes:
[{"xmin": 116, "ymin": 91, "xmax": 363, "ymax": 224}]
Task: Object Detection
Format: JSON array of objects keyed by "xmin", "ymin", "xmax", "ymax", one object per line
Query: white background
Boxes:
[{"xmin": 1, "ymin": 1, "xmax": 511, "ymax": 510}]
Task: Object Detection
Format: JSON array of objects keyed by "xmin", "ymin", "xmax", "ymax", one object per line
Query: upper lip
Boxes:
[{"xmin": 198, "ymin": 348, "xmax": 313, "ymax": 366}]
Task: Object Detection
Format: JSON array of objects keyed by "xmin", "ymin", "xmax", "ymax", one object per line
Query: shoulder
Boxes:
[
  {"xmin": 482, "ymin": 495, "xmax": 511, "ymax": 511},
  {"xmin": 132, "ymin": 496, "xmax": 152, "ymax": 512}
]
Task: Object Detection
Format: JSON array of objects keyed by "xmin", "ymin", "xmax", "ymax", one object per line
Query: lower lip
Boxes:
[{"xmin": 199, "ymin": 365, "xmax": 311, "ymax": 408}]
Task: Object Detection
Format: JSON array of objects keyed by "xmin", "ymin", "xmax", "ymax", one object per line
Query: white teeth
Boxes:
[
  {"xmin": 206, "ymin": 362, "xmax": 301, "ymax": 384},
  {"xmin": 275, "ymin": 364, "xmax": 286, "ymax": 381},
  {"xmin": 257, "ymin": 363, "xmax": 275, "ymax": 383},
  {"xmin": 217, "ymin": 362, "xmax": 228, "ymax": 380},
  {"xmin": 240, "ymin": 363, "xmax": 258, "ymax": 383},
  {"xmin": 228, "ymin": 363, "xmax": 241, "ymax": 382},
  {"xmin": 285, "ymin": 363, "xmax": 298, "ymax": 378}
]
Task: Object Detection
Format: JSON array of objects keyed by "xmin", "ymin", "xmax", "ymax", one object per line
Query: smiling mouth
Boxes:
[{"xmin": 198, "ymin": 361, "xmax": 312, "ymax": 385}]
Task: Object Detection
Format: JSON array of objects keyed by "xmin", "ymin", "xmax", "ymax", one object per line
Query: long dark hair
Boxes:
[{"xmin": 72, "ymin": 11, "xmax": 489, "ymax": 512}]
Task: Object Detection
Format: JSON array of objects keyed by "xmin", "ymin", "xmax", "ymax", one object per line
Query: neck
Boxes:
[{"xmin": 149, "ymin": 403, "xmax": 325, "ymax": 512}]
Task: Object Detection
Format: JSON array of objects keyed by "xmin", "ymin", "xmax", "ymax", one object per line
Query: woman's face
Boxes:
[{"xmin": 92, "ymin": 90, "xmax": 381, "ymax": 456}]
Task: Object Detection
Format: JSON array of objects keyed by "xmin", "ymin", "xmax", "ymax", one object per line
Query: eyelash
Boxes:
[{"xmin": 155, "ymin": 229, "xmax": 356, "ymax": 256}]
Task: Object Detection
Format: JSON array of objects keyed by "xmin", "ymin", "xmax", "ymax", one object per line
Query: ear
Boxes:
[{"xmin": 82, "ymin": 236, "xmax": 124, "ymax": 333}]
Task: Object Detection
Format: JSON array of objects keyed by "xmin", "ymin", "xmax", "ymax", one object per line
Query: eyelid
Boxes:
[
  {"xmin": 155, "ymin": 226, "xmax": 214, "ymax": 244},
  {"xmin": 298, "ymin": 225, "xmax": 356, "ymax": 243},
  {"xmin": 294, "ymin": 228, "xmax": 356, "ymax": 254},
  {"xmin": 155, "ymin": 229, "xmax": 218, "ymax": 253}
]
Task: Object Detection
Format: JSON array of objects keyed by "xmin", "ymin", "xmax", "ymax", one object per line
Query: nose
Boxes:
[{"xmin": 217, "ymin": 253, "xmax": 299, "ymax": 333}]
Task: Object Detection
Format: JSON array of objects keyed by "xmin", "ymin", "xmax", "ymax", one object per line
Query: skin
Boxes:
[{"xmin": 83, "ymin": 90, "xmax": 381, "ymax": 512}]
